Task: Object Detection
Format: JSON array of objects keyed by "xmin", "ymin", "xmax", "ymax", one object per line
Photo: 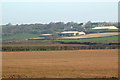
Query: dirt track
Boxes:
[{"xmin": 2, "ymin": 49, "xmax": 118, "ymax": 78}]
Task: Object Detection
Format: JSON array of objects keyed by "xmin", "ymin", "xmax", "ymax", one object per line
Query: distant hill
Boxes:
[{"xmin": 2, "ymin": 22, "xmax": 118, "ymax": 41}]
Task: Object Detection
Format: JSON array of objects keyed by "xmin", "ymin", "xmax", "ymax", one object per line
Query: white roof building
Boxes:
[
  {"xmin": 59, "ymin": 31, "xmax": 85, "ymax": 36},
  {"xmin": 61, "ymin": 31, "xmax": 79, "ymax": 34},
  {"xmin": 92, "ymin": 26, "xmax": 118, "ymax": 30},
  {"xmin": 41, "ymin": 34, "xmax": 52, "ymax": 36}
]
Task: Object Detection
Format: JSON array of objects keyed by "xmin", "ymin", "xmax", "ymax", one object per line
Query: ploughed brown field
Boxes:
[{"xmin": 2, "ymin": 49, "xmax": 118, "ymax": 78}]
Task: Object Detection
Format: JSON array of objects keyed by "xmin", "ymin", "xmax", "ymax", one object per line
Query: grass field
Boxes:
[
  {"xmin": 2, "ymin": 35, "xmax": 119, "ymax": 46},
  {"xmin": 2, "ymin": 33, "xmax": 40, "ymax": 41},
  {"xmin": 2, "ymin": 49, "xmax": 118, "ymax": 78},
  {"xmin": 56, "ymin": 36, "xmax": 119, "ymax": 43}
]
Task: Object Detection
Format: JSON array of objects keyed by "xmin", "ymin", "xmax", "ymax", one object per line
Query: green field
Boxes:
[
  {"xmin": 2, "ymin": 35, "xmax": 119, "ymax": 45},
  {"xmin": 2, "ymin": 33, "xmax": 40, "ymax": 41},
  {"xmin": 55, "ymin": 36, "xmax": 119, "ymax": 43}
]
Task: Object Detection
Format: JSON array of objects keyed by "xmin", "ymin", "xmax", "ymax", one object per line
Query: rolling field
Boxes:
[
  {"xmin": 2, "ymin": 49, "xmax": 118, "ymax": 78},
  {"xmin": 2, "ymin": 33, "xmax": 40, "ymax": 41},
  {"xmin": 61, "ymin": 32, "xmax": 118, "ymax": 39},
  {"xmin": 57, "ymin": 36, "xmax": 119, "ymax": 43},
  {"xmin": 2, "ymin": 35, "xmax": 119, "ymax": 47}
]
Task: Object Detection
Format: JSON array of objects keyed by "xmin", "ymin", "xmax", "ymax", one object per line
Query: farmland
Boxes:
[
  {"xmin": 2, "ymin": 35, "xmax": 119, "ymax": 46},
  {"xmin": 2, "ymin": 35, "xmax": 119, "ymax": 52},
  {"xmin": 56, "ymin": 35, "xmax": 119, "ymax": 43},
  {"xmin": 2, "ymin": 22, "xmax": 119, "ymax": 79},
  {"xmin": 2, "ymin": 49, "xmax": 118, "ymax": 78},
  {"xmin": 61, "ymin": 32, "xmax": 118, "ymax": 39},
  {"xmin": 2, "ymin": 33, "xmax": 40, "ymax": 41}
]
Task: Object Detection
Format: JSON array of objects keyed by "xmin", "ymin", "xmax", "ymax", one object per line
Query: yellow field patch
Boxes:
[{"xmin": 61, "ymin": 32, "xmax": 118, "ymax": 39}]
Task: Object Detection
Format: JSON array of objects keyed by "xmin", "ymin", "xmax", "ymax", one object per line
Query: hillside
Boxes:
[{"xmin": 2, "ymin": 22, "xmax": 118, "ymax": 41}]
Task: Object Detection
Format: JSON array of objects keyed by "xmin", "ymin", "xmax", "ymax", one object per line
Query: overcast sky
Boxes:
[
  {"xmin": 1, "ymin": 1, "xmax": 118, "ymax": 25},
  {"xmin": 1, "ymin": 0, "xmax": 119, "ymax": 2}
]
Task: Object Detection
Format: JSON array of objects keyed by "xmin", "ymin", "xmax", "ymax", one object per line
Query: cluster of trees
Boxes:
[{"xmin": 2, "ymin": 45, "xmax": 119, "ymax": 51}]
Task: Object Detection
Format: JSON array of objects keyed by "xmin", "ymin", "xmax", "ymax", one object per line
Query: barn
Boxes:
[
  {"xmin": 92, "ymin": 26, "xmax": 118, "ymax": 30},
  {"xmin": 40, "ymin": 34, "xmax": 53, "ymax": 37}
]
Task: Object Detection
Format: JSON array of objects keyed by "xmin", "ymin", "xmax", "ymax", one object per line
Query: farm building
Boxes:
[
  {"xmin": 92, "ymin": 26, "xmax": 118, "ymax": 30},
  {"xmin": 40, "ymin": 34, "xmax": 53, "ymax": 37},
  {"xmin": 59, "ymin": 31, "xmax": 85, "ymax": 36}
]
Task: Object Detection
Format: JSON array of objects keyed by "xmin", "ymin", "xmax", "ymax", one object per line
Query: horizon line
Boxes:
[{"xmin": 1, "ymin": 21, "xmax": 118, "ymax": 25}]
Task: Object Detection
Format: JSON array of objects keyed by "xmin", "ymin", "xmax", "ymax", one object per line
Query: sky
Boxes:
[
  {"xmin": 1, "ymin": 0, "xmax": 119, "ymax": 2},
  {"xmin": 1, "ymin": 0, "xmax": 118, "ymax": 25}
]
